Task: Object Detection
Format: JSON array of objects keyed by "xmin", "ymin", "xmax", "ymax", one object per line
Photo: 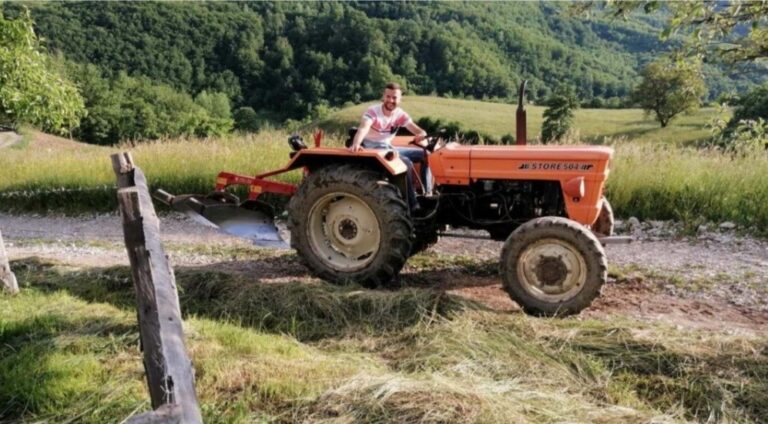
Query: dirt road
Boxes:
[{"xmin": 2, "ymin": 212, "xmax": 766, "ymax": 334}]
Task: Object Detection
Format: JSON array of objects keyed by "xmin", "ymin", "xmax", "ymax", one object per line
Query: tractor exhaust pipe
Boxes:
[{"xmin": 516, "ymin": 80, "xmax": 527, "ymax": 145}]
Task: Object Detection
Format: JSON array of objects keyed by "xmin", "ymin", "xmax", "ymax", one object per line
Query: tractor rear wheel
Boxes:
[
  {"xmin": 288, "ymin": 165, "xmax": 413, "ymax": 288},
  {"xmin": 500, "ymin": 217, "xmax": 607, "ymax": 316},
  {"xmin": 592, "ymin": 196, "xmax": 614, "ymax": 237}
]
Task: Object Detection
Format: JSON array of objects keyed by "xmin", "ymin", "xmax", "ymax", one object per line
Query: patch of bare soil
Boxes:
[
  {"xmin": 584, "ymin": 278, "xmax": 768, "ymax": 334},
  {"xmin": 424, "ymin": 229, "xmax": 768, "ymax": 333},
  {"xmin": 2, "ymin": 212, "xmax": 767, "ymax": 334},
  {"xmin": 28, "ymin": 130, "xmax": 99, "ymax": 152}
]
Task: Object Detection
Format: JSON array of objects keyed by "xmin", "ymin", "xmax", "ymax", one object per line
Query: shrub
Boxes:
[
  {"xmin": 233, "ymin": 107, "xmax": 261, "ymax": 132},
  {"xmin": 541, "ymin": 85, "xmax": 578, "ymax": 143}
]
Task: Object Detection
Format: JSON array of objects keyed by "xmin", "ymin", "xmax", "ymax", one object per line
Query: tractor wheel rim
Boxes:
[
  {"xmin": 308, "ymin": 192, "xmax": 381, "ymax": 270},
  {"xmin": 516, "ymin": 238, "xmax": 587, "ymax": 302}
]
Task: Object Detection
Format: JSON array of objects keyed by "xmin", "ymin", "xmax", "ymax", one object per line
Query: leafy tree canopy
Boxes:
[
  {"xmin": 65, "ymin": 62, "xmax": 232, "ymax": 144},
  {"xmin": 0, "ymin": 9, "xmax": 84, "ymax": 133},
  {"xmin": 732, "ymin": 83, "xmax": 768, "ymax": 124},
  {"xmin": 575, "ymin": 0, "xmax": 768, "ymax": 64},
  {"xmin": 632, "ymin": 58, "xmax": 706, "ymax": 127}
]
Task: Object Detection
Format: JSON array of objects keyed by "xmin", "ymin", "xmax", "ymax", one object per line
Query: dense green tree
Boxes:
[
  {"xmin": 233, "ymin": 107, "xmax": 260, "ymax": 132},
  {"xmin": 66, "ymin": 64, "xmax": 232, "ymax": 144},
  {"xmin": 0, "ymin": 9, "xmax": 84, "ymax": 133},
  {"xmin": 731, "ymin": 84, "xmax": 768, "ymax": 125},
  {"xmin": 195, "ymin": 91, "xmax": 232, "ymax": 120},
  {"xmin": 3, "ymin": 1, "xmax": 679, "ymax": 122},
  {"xmin": 632, "ymin": 58, "xmax": 706, "ymax": 127},
  {"xmin": 710, "ymin": 82, "xmax": 768, "ymax": 150},
  {"xmin": 542, "ymin": 85, "xmax": 579, "ymax": 142}
]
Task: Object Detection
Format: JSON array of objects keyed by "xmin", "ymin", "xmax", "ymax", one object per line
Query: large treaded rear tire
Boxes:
[
  {"xmin": 288, "ymin": 165, "xmax": 413, "ymax": 288},
  {"xmin": 500, "ymin": 217, "xmax": 607, "ymax": 316}
]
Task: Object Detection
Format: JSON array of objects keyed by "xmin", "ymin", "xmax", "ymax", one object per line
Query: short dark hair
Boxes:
[{"xmin": 385, "ymin": 82, "xmax": 402, "ymax": 91}]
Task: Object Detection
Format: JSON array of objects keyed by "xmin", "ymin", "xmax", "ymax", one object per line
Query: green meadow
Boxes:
[
  {"xmin": 1, "ymin": 97, "xmax": 765, "ymax": 233},
  {"xmin": 320, "ymin": 95, "xmax": 721, "ymax": 145}
]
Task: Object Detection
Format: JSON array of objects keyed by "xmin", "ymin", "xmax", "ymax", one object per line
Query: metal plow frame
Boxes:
[{"xmin": 154, "ymin": 169, "xmax": 298, "ymax": 248}]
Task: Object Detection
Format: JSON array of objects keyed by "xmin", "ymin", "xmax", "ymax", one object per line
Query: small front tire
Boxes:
[{"xmin": 500, "ymin": 217, "xmax": 607, "ymax": 316}]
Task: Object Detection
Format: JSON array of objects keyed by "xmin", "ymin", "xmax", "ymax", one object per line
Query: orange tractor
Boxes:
[{"xmin": 156, "ymin": 84, "xmax": 624, "ymax": 316}]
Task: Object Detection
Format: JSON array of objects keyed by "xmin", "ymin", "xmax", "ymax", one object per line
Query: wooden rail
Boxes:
[
  {"xmin": 111, "ymin": 152, "xmax": 202, "ymax": 424},
  {"xmin": 0, "ymin": 230, "xmax": 19, "ymax": 294}
]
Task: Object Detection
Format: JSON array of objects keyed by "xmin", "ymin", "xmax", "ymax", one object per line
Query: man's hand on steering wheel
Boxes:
[
  {"xmin": 410, "ymin": 133, "xmax": 441, "ymax": 152},
  {"xmin": 410, "ymin": 132, "xmax": 429, "ymax": 148}
]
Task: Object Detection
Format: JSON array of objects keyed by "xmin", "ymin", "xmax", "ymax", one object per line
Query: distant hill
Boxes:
[{"xmin": 3, "ymin": 1, "xmax": 758, "ymax": 124}]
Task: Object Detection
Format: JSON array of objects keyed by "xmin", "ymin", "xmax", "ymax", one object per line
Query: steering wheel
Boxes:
[{"xmin": 408, "ymin": 133, "xmax": 444, "ymax": 153}]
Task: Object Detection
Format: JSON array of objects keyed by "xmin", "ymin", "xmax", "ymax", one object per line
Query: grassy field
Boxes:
[
  {"xmin": 609, "ymin": 143, "xmax": 768, "ymax": 232},
  {"xmin": 0, "ymin": 130, "xmax": 303, "ymax": 214},
  {"xmin": 2, "ymin": 255, "xmax": 766, "ymax": 423},
  {"xmin": 319, "ymin": 95, "xmax": 723, "ymax": 146}
]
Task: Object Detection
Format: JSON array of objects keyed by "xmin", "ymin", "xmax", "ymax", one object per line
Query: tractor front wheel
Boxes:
[
  {"xmin": 289, "ymin": 165, "xmax": 413, "ymax": 288},
  {"xmin": 592, "ymin": 196, "xmax": 614, "ymax": 237},
  {"xmin": 500, "ymin": 217, "xmax": 607, "ymax": 316}
]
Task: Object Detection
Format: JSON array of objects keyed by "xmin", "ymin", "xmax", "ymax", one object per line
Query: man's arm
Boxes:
[
  {"xmin": 405, "ymin": 121, "xmax": 428, "ymax": 146},
  {"xmin": 349, "ymin": 118, "xmax": 373, "ymax": 152}
]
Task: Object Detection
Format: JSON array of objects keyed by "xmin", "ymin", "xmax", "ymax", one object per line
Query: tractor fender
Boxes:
[
  {"xmin": 285, "ymin": 148, "xmax": 410, "ymax": 201},
  {"xmin": 286, "ymin": 148, "xmax": 409, "ymax": 176}
]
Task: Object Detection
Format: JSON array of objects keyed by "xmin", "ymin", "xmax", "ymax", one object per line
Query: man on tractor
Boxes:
[{"xmin": 348, "ymin": 82, "xmax": 430, "ymax": 211}]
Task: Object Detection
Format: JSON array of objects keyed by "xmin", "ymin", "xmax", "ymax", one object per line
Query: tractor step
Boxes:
[
  {"xmin": 597, "ymin": 235, "xmax": 633, "ymax": 245},
  {"xmin": 437, "ymin": 231, "xmax": 492, "ymax": 240},
  {"xmin": 438, "ymin": 231, "xmax": 633, "ymax": 245}
]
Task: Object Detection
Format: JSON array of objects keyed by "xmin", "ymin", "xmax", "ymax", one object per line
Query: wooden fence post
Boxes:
[
  {"xmin": 111, "ymin": 152, "xmax": 202, "ymax": 424},
  {"xmin": 1, "ymin": 230, "xmax": 19, "ymax": 294}
]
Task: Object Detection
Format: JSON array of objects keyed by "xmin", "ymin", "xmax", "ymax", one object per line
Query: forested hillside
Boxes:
[
  {"xmin": 1, "ymin": 1, "xmax": 762, "ymax": 144},
  {"xmin": 1, "ymin": 3, "xmax": 726, "ymax": 115}
]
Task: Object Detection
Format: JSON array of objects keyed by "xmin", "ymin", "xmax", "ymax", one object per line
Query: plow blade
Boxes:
[{"xmin": 154, "ymin": 189, "xmax": 288, "ymax": 249}]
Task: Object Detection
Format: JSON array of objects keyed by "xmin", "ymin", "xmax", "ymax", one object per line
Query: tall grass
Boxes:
[
  {"xmin": 0, "ymin": 131, "xmax": 304, "ymax": 213},
  {"xmin": 608, "ymin": 143, "xmax": 768, "ymax": 232}
]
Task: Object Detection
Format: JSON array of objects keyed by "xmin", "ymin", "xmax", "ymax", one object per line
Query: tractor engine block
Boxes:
[{"xmin": 439, "ymin": 180, "xmax": 565, "ymax": 240}]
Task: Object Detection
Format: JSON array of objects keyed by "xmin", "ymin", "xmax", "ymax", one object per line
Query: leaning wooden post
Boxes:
[
  {"xmin": 1, "ymin": 230, "xmax": 19, "ymax": 294},
  {"xmin": 111, "ymin": 152, "xmax": 202, "ymax": 424}
]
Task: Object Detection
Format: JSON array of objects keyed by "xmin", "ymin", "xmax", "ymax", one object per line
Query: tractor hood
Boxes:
[{"xmin": 429, "ymin": 143, "xmax": 613, "ymax": 185}]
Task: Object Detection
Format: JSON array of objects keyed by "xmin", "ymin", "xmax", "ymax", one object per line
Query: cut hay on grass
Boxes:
[
  {"xmin": 3, "ymin": 257, "xmax": 767, "ymax": 422},
  {"xmin": 12, "ymin": 257, "xmax": 477, "ymax": 341}
]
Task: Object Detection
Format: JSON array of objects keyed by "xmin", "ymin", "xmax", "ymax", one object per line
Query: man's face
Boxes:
[{"xmin": 382, "ymin": 88, "xmax": 402, "ymax": 112}]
